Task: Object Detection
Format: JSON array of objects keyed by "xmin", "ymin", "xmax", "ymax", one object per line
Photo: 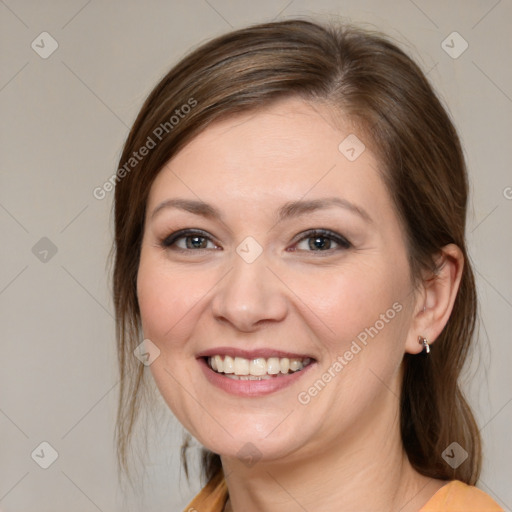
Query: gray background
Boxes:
[{"xmin": 0, "ymin": 1, "xmax": 511, "ymax": 511}]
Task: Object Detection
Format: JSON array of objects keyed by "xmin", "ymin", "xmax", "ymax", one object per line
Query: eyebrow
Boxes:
[{"xmin": 150, "ymin": 196, "xmax": 372, "ymax": 223}]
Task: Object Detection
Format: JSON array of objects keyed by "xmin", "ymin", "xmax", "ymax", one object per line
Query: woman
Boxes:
[{"xmin": 112, "ymin": 19, "xmax": 502, "ymax": 511}]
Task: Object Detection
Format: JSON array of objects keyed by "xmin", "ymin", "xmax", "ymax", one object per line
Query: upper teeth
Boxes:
[{"xmin": 208, "ymin": 355, "xmax": 312, "ymax": 376}]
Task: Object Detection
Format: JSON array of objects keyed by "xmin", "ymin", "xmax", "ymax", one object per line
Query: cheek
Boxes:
[
  {"xmin": 293, "ymin": 266, "xmax": 410, "ymax": 416},
  {"xmin": 136, "ymin": 251, "xmax": 206, "ymax": 355},
  {"xmin": 290, "ymin": 259, "xmax": 410, "ymax": 354}
]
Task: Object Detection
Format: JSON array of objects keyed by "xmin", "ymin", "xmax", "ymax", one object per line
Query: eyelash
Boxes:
[{"xmin": 160, "ymin": 228, "xmax": 352, "ymax": 254}]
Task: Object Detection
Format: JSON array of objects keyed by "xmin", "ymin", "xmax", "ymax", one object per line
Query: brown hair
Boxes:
[{"xmin": 113, "ymin": 18, "xmax": 481, "ymax": 488}]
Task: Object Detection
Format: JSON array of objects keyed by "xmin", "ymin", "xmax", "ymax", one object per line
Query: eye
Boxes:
[
  {"xmin": 161, "ymin": 229, "xmax": 220, "ymax": 251},
  {"xmin": 160, "ymin": 228, "xmax": 351, "ymax": 254},
  {"xmin": 291, "ymin": 229, "xmax": 351, "ymax": 253}
]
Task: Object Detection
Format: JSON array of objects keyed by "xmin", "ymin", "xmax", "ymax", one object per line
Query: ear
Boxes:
[{"xmin": 405, "ymin": 243, "xmax": 464, "ymax": 355}]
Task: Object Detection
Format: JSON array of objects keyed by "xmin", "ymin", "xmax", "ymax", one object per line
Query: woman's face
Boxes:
[{"xmin": 137, "ymin": 97, "xmax": 419, "ymax": 464}]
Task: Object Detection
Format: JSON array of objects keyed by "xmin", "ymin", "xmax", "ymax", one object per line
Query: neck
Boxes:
[{"xmin": 221, "ymin": 382, "xmax": 445, "ymax": 512}]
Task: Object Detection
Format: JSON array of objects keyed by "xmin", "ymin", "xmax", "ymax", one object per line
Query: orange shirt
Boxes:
[{"xmin": 183, "ymin": 473, "xmax": 503, "ymax": 512}]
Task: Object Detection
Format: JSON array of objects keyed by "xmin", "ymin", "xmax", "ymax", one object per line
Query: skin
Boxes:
[{"xmin": 137, "ymin": 97, "xmax": 463, "ymax": 511}]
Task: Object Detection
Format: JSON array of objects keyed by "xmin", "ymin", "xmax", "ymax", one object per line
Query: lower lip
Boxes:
[{"xmin": 198, "ymin": 358, "xmax": 316, "ymax": 397}]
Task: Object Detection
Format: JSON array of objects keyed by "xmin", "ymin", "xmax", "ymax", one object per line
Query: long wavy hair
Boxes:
[{"xmin": 112, "ymin": 18, "xmax": 481, "ymax": 487}]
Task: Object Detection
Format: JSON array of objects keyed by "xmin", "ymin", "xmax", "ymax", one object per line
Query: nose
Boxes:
[{"xmin": 210, "ymin": 252, "xmax": 288, "ymax": 332}]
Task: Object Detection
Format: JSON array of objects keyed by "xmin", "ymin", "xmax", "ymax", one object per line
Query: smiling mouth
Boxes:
[{"xmin": 205, "ymin": 355, "xmax": 314, "ymax": 380}]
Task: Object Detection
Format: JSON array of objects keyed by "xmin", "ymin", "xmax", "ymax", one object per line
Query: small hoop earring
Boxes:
[{"xmin": 418, "ymin": 335, "xmax": 430, "ymax": 354}]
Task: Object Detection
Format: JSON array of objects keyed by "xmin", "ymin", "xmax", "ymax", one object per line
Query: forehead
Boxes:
[{"xmin": 147, "ymin": 97, "xmax": 388, "ymax": 217}]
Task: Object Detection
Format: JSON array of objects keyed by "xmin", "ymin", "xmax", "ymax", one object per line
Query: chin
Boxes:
[{"xmin": 185, "ymin": 414, "xmax": 314, "ymax": 466}]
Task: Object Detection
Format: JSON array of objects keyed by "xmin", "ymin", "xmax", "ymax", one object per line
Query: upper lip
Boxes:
[{"xmin": 196, "ymin": 346, "xmax": 315, "ymax": 360}]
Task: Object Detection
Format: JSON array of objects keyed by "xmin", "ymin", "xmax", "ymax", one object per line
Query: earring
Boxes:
[{"xmin": 418, "ymin": 336, "xmax": 430, "ymax": 354}]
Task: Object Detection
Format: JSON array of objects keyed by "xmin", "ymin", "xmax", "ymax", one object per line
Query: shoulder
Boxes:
[
  {"xmin": 183, "ymin": 476, "xmax": 503, "ymax": 512},
  {"xmin": 182, "ymin": 472, "xmax": 228, "ymax": 512},
  {"xmin": 421, "ymin": 480, "xmax": 503, "ymax": 511}
]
